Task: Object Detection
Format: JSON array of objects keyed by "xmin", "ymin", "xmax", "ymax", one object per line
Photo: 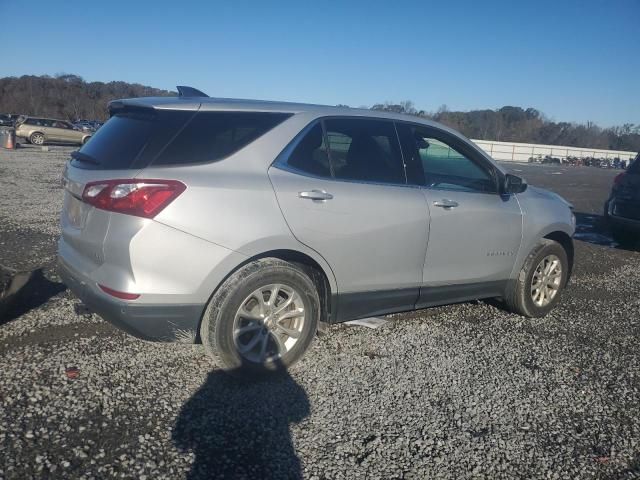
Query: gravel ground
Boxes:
[{"xmin": 0, "ymin": 145, "xmax": 639, "ymax": 479}]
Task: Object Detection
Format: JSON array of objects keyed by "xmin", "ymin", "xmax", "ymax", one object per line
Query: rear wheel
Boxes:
[
  {"xmin": 504, "ymin": 239, "xmax": 569, "ymax": 317},
  {"xmin": 29, "ymin": 132, "xmax": 45, "ymax": 145},
  {"xmin": 200, "ymin": 258, "xmax": 320, "ymax": 375}
]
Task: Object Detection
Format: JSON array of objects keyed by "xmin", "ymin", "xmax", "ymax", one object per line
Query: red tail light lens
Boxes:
[
  {"xmin": 82, "ymin": 179, "xmax": 186, "ymax": 218},
  {"xmin": 613, "ymin": 173, "xmax": 626, "ymax": 186},
  {"xmin": 98, "ymin": 284, "xmax": 140, "ymax": 300}
]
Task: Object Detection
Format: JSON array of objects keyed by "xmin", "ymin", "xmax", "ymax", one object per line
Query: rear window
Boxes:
[{"xmin": 72, "ymin": 110, "xmax": 291, "ymax": 170}]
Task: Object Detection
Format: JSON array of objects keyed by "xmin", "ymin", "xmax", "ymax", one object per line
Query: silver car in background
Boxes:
[{"xmin": 58, "ymin": 87, "xmax": 575, "ymax": 375}]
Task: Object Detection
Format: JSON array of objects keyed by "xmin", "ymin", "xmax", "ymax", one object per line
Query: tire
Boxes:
[
  {"xmin": 504, "ymin": 239, "xmax": 569, "ymax": 318},
  {"xmin": 200, "ymin": 258, "xmax": 320, "ymax": 375},
  {"xmin": 29, "ymin": 132, "xmax": 45, "ymax": 145}
]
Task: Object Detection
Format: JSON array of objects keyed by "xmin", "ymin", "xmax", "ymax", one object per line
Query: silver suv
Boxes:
[{"xmin": 58, "ymin": 87, "xmax": 576, "ymax": 374}]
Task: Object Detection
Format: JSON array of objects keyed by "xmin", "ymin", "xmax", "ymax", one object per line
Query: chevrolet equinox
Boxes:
[{"xmin": 58, "ymin": 87, "xmax": 576, "ymax": 374}]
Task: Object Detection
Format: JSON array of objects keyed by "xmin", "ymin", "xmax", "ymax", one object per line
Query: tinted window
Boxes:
[
  {"xmin": 285, "ymin": 123, "xmax": 331, "ymax": 177},
  {"xmin": 399, "ymin": 124, "xmax": 496, "ymax": 193},
  {"xmin": 73, "ymin": 110, "xmax": 290, "ymax": 170},
  {"xmin": 74, "ymin": 111, "xmax": 160, "ymax": 170},
  {"xmin": 153, "ymin": 112, "xmax": 291, "ymax": 166},
  {"xmin": 324, "ymin": 118, "xmax": 405, "ymax": 184}
]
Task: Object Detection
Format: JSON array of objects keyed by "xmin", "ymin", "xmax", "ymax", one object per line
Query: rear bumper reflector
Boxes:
[{"xmin": 98, "ymin": 284, "xmax": 140, "ymax": 300}]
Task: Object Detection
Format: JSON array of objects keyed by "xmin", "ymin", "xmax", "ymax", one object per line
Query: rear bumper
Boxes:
[{"xmin": 58, "ymin": 257, "xmax": 203, "ymax": 342}]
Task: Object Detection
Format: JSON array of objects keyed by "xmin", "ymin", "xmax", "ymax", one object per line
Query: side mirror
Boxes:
[{"xmin": 503, "ymin": 173, "xmax": 527, "ymax": 194}]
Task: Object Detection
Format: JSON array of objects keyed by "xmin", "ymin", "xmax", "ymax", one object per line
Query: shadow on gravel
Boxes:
[
  {"xmin": 172, "ymin": 364, "xmax": 309, "ymax": 480},
  {"xmin": 573, "ymin": 212, "xmax": 639, "ymax": 252},
  {"xmin": 0, "ymin": 268, "xmax": 66, "ymax": 325}
]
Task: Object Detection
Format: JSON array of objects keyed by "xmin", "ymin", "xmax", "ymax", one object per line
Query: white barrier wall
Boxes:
[{"xmin": 472, "ymin": 139, "xmax": 637, "ymax": 163}]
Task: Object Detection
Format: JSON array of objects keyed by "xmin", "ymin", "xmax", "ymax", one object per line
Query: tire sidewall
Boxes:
[
  {"xmin": 203, "ymin": 261, "xmax": 320, "ymax": 373},
  {"xmin": 519, "ymin": 241, "xmax": 569, "ymax": 317}
]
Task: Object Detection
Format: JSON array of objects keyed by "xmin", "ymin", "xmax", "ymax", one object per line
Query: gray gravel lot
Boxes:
[{"xmin": 0, "ymin": 145, "xmax": 639, "ymax": 479}]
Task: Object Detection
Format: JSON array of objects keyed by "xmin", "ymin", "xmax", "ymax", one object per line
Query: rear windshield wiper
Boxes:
[{"xmin": 71, "ymin": 150, "xmax": 100, "ymax": 166}]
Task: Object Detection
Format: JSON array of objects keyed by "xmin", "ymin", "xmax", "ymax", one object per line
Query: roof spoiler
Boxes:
[{"xmin": 176, "ymin": 86, "xmax": 209, "ymax": 98}]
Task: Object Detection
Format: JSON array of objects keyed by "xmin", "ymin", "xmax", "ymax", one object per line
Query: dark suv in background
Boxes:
[{"xmin": 606, "ymin": 153, "xmax": 640, "ymax": 244}]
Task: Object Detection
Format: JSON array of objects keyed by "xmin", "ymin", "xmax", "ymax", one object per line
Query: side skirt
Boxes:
[{"xmin": 331, "ymin": 281, "xmax": 508, "ymax": 324}]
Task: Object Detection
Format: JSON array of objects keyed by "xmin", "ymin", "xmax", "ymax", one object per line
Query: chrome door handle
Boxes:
[
  {"xmin": 299, "ymin": 190, "xmax": 333, "ymax": 201},
  {"xmin": 433, "ymin": 199, "xmax": 459, "ymax": 208}
]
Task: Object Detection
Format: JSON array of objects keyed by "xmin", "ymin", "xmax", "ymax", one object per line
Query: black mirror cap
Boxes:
[{"xmin": 503, "ymin": 173, "xmax": 528, "ymax": 194}]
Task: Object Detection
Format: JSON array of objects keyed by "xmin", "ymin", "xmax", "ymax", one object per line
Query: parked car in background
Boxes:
[
  {"xmin": 15, "ymin": 117, "xmax": 92, "ymax": 145},
  {"xmin": 0, "ymin": 114, "xmax": 20, "ymax": 127},
  {"xmin": 605, "ymin": 153, "xmax": 640, "ymax": 244},
  {"xmin": 73, "ymin": 120, "xmax": 104, "ymax": 132},
  {"xmin": 58, "ymin": 88, "xmax": 575, "ymax": 376}
]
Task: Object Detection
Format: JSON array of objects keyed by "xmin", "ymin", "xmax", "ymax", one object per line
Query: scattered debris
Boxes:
[
  {"xmin": 65, "ymin": 367, "xmax": 80, "ymax": 379},
  {"xmin": 344, "ymin": 317, "xmax": 390, "ymax": 329}
]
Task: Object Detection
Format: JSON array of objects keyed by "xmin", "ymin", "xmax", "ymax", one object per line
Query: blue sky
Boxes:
[{"xmin": 1, "ymin": 0, "xmax": 638, "ymax": 126}]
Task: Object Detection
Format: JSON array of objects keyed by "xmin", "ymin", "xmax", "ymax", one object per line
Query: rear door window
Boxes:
[
  {"xmin": 284, "ymin": 123, "xmax": 331, "ymax": 177},
  {"xmin": 72, "ymin": 110, "xmax": 291, "ymax": 170},
  {"xmin": 324, "ymin": 118, "xmax": 406, "ymax": 184}
]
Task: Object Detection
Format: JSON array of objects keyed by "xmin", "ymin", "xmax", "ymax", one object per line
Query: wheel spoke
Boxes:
[
  {"xmin": 278, "ymin": 308, "xmax": 305, "ymax": 322},
  {"xmin": 275, "ymin": 322, "xmax": 301, "ymax": 339},
  {"xmin": 267, "ymin": 285, "xmax": 280, "ymax": 307},
  {"xmin": 239, "ymin": 306, "xmax": 263, "ymax": 321},
  {"xmin": 273, "ymin": 332, "xmax": 288, "ymax": 356},
  {"xmin": 257, "ymin": 333, "xmax": 269, "ymax": 361},
  {"xmin": 253, "ymin": 290, "xmax": 268, "ymax": 315},
  {"xmin": 237, "ymin": 331, "xmax": 262, "ymax": 353},
  {"xmin": 235, "ymin": 323, "xmax": 261, "ymax": 336},
  {"xmin": 273, "ymin": 291, "xmax": 298, "ymax": 315}
]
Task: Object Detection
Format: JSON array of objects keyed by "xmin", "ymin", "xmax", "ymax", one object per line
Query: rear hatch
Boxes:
[
  {"xmin": 61, "ymin": 103, "xmax": 292, "ymax": 275},
  {"xmin": 612, "ymin": 155, "xmax": 640, "ymax": 220}
]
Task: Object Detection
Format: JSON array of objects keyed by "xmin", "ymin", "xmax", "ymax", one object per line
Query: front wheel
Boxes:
[
  {"xmin": 504, "ymin": 239, "xmax": 569, "ymax": 317},
  {"xmin": 200, "ymin": 258, "xmax": 320, "ymax": 375}
]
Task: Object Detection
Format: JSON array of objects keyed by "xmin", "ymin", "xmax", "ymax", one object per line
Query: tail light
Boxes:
[
  {"xmin": 82, "ymin": 179, "xmax": 186, "ymax": 218},
  {"xmin": 613, "ymin": 172, "xmax": 626, "ymax": 186}
]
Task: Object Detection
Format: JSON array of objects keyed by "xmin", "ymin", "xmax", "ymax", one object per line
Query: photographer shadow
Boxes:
[{"xmin": 172, "ymin": 361, "xmax": 310, "ymax": 480}]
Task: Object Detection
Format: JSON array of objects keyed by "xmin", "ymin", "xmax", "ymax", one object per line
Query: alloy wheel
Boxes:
[{"xmin": 232, "ymin": 283, "xmax": 306, "ymax": 363}]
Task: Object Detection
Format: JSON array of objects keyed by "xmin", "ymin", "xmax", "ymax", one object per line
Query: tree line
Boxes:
[
  {"xmin": 0, "ymin": 74, "xmax": 173, "ymax": 122},
  {"xmin": 371, "ymin": 101, "xmax": 640, "ymax": 153},
  {"xmin": 0, "ymin": 74, "xmax": 637, "ymax": 152}
]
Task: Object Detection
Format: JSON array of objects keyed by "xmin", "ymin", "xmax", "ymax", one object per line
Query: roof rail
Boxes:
[{"xmin": 176, "ymin": 86, "xmax": 209, "ymax": 98}]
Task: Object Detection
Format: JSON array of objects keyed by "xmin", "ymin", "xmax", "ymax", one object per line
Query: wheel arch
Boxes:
[{"xmin": 196, "ymin": 248, "xmax": 336, "ymax": 343}]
